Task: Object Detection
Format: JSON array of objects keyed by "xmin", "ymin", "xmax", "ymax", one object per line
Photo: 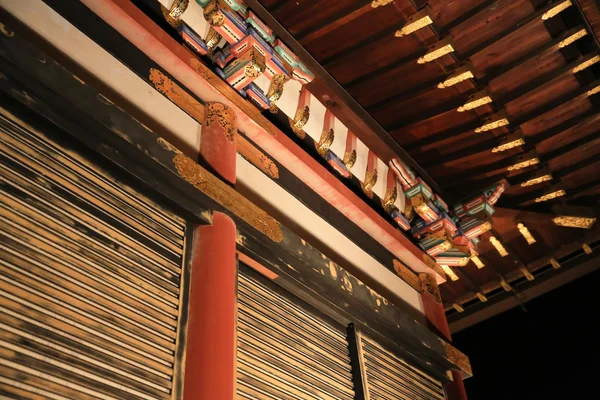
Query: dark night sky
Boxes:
[{"xmin": 453, "ymin": 268, "xmax": 600, "ymax": 400}]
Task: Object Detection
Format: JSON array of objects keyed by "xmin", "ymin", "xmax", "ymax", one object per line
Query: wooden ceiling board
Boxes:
[
  {"xmin": 429, "ymin": 0, "xmax": 492, "ymax": 28},
  {"xmin": 470, "ymin": 20, "xmax": 553, "ymax": 76},
  {"xmin": 450, "ymin": 0, "xmax": 536, "ymax": 55},
  {"xmin": 487, "ymin": 51, "xmax": 568, "ymax": 98},
  {"xmin": 302, "ymin": 3, "xmax": 404, "ymax": 61},
  {"xmin": 504, "ymin": 74, "xmax": 583, "ymax": 119}
]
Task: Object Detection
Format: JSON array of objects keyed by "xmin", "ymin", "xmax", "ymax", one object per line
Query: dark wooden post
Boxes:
[
  {"xmin": 420, "ymin": 273, "xmax": 469, "ymax": 400},
  {"xmin": 183, "ymin": 103, "xmax": 238, "ymax": 399}
]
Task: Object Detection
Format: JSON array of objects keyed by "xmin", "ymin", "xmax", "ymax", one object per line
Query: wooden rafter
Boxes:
[
  {"xmin": 405, "ymin": 77, "xmax": 599, "ymax": 153},
  {"xmin": 356, "ymin": 1, "xmax": 578, "ymax": 101},
  {"xmin": 296, "ymin": 0, "xmax": 372, "ymax": 43},
  {"xmin": 400, "ymin": 51, "xmax": 599, "ymax": 132},
  {"xmin": 420, "ymin": 111, "xmax": 599, "ymax": 168}
]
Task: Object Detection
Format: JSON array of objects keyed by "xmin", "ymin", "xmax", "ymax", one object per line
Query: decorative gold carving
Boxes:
[
  {"xmin": 244, "ymin": 51, "xmax": 266, "ymax": 78},
  {"xmin": 204, "ymin": 0, "xmax": 225, "ymax": 27},
  {"xmin": 205, "ymin": 28, "xmax": 223, "ymax": 56},
  {"xmin": 361, "ymin": 170, "xmax": 378, "ymax": 199},
  {"xmin": 168, "ymin": 0, "xmax": 189, "ymax": 19},
  {"xmin": 441, "ymin": 265, "xmax": 459, "ymax": 281},
  {"xmin": 442, "ymin": 340, "xmax": 472, "ymax": 376},
  {"xmin": 173, "ymin": 153, "xmax": 283, "ymax": 242},
  {"xmin": 479, "ymin": 221, "xmax": 493, "ymax": 234},
  {"xmin": 419, "ymin": 273, "xmax": 442, "ymax": 303},
  {"xmin": 292, "ymin": 106, "xmax": 309, "ymax": 131},
  {"xmin": 475, "ymin": 113, "xmax": 509, "ymax": 133},
  {"xmin": 587, "ymin": 85, "xmax": 600, "ymax": 96},
  {"xmin": 267, "ymin": 74, "xmax": 289, "ymax": 106},
  {"xmin": 542, "ymin": 0, "xmax": 572, "ymax": 20},
  {"xmin": 457, "ymin": 89, "xmax": 492, "ymax": 112},
  {"xmin": 371, "ymin": 0, "xmax": 394, "ymax": 8},
  {"xmin": 559, "ymin": 28, "xmax": 587, "ymax": 48},
  {"xmin": 161, "ymin": 5, "xmax": 183, "ymax": 29},
  {"xmin": 582, "ymin": 243, "xmax": 593, "ymax": 254},
  {"xmin": 573, "ymin": 55, "xmax": 600, "ymax": 73},
  {"xmin": 476, "ymin": 292, "xmax": 488, "ymax": 302},
  {"xmin": 411, "ymin": 193, "xmax": 430, "ymax": 216},
  {"xmin": 393, "ymin": 259, "xmax": 421, "ymax": 292},
  {"xmin": 492, "ymin": 137, "xmax": 525, "ymax": 153},
  {"xmin": 382, "ymin": 187, "xmax": 398, "ymax": 213},
  {"xmin": 206, "ymin": 102, "xmax": 237, "ymax": 142},
  {"xmin": 343, "ymin": 150, "xmax": 357, "ymax": 170},
  {"xmin": 149, "ymin": 68, "xmax": 206, "ymax": 125},
  {"xmin": 521, "ymin": 174, "xmax": 552, "ymax": 187},
  {"xmin": 535, "ymin": 189, "xmax": 566, "ymax": 202},
  {"xmin": 500, "ymin": 279, "xmax": 512, "ymax": 291},
  {"xmin": 489, "ymin": 236, "xmax": 509, "ymax": 257},
  {"xmin": 453, "ymin": 303, "xmax": 464, "ymax": 313},
  {"xmin": 550, "ymin": 258, "xmax": 561, "ymax": 269},
  {"xmin": 315, "ymin": 128, "xmax": 334, "ymax": 156},
  {"xmin": 507, "ymin": 157, "xmax": 539, "ymax": 171},
  {"xmin": 438, "ymin": 64, "xmax": 474, "ymax": 88},
  {"xmin": 471, "ymin": 256, "xmax": 485, "ymax": 269},
  {"xmin": 552, "ymin": 216, "xmax": 596, "ymax": 229},
  {"xmin": 395, "ymin": 10, "xmax": 433, "ymax": 37},
  {"xmin": 520, "ymin": 266, "xmax": 534, "ymax": 281},
  {"xmin": 517, "ymin": 223, "xmax": 536, "ymax": 245},
  {"xmin": 418, "ymin": 37, "xmax": 455, "ymax": 64}
]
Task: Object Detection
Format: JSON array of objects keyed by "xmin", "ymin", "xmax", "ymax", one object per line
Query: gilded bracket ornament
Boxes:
[
  {"xmin": 419, "ymin": 273, "xmax": 442, "ymax": 303},
  {"xmin": 267, "ymin": 74, "xmax": 289, "ymax": 113},
  {"xmin": 204, "ymin": 0, "xmax": 226, "ymax": 27},
  {"xmin": 289, "ymin": 105, "xmax": 310, "ymax": 139},
  {"xmin": 316, "ymin": 128, "xmax": 334, "ymax": 156},
  {"xmin": 395, "ymin": 8, "xmax": 433, "ymax": 38},
  {"xmin": 361, "ymin": 170, "xmax": 378, "ymax": 199},
  {"xmin": 206, "ymin": 102, "xmax": 237, "ymax": 142},
  {"xmin": 371, "ymin": 0, "xmax": 394, "ymax": 8},
  {"xmin": 169, "ymin": 0, "xmax": 189, "ymax": 19}
]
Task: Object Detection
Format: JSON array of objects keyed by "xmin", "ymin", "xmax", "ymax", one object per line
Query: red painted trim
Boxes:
[
  {"xmin": 185, "ymin": 212, "xmax": 237, "ymax": 400},
  {"xmin": 201, "ymin": 105, "xmax": 237, "ymax": 185},
  {"xmin": 421, "ymin": 281, "xmax": 468, "ymax": 400},
  {"xmin": 81, "ymin": 0, "xmax": 445, "ymax": 283}
]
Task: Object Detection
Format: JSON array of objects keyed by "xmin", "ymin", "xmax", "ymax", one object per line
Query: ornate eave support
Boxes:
[
  {"xmin": 474, "ymin": 110, "xmax": 509, "ymax": 133},
  {"xmin": 535, "ymin": 184, "xmax": 566, "ymax": 203},
  {"xmin": 551, "ymin": 205, "xmax": 597, "ymax": 229},
  {"xmin": 519, "ymin": 167, "xmax": 553, "ymax": 187},
  {"xmin": 491, "ymin": 130, "xmax": 525, "ymax": 153},
  {"xmin": 395, "ymin": 7, "xmax": 433, "ymax": 38},
  {"xmin": 457, "ymin": 88, "xmax": 492, "ymax": 112},
  {"xmin": 438, "ymin": 63, "xmax": 475, "ymax": 89},
  {"xmin": 371, "ymin": 0, "xmax": 395, "ymax": 8},
  {"xmin": 418, "ymin": 36, "xmax": 456, "ymax": 64},
  {"xmin": 506, "ymin": 150, "xmax": 539, "ymax": 172}
]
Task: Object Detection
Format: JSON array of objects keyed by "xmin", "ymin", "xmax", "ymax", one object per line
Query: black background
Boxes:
[{"xmin": 454, "ymin": 269, "xmax": 600, "ymax": 399}]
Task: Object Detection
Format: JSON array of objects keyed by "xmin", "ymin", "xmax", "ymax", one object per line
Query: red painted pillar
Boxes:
[
  {"xmin": 419, "ymin": 273, "xmax": 468, "ymax": 400},
  {"xmin": 183, "ymin": 102, "xmax": 238, "ymax": 400}
]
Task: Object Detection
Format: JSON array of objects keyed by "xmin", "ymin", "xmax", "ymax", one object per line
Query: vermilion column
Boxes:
[
  {"xmin": 420, "ymin": 273, "xmax": 468, "ymax": 400},
  {"xmin": 184, "ymin": 102, "xmax": 237, "ymax": 400}
]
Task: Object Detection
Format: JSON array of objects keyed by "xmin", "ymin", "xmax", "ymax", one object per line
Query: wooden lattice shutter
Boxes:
[
  {"xmin": 237, "ymin": 267, "xmax": 356, "ymax": 400},
  {"xmin": 0, "ymin": 107, "xmax": 188, "ymax": 400}
]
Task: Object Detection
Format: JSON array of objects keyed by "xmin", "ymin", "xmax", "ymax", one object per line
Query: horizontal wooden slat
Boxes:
[
  {"xmin": 0, "ymin": 195, "xmax": 180, "ymax": 298},
  {"xmin": 0, "ymin": 237, "xmax": 177, "ymax": 331}
]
